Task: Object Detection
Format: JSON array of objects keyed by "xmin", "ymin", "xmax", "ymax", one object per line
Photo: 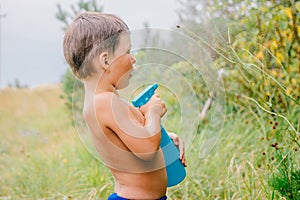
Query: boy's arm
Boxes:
[
  {"xmin": 96, "ymin": 93, "xmax": 165, "ymax": 161},
  {"xmin": 167, "ymin": 132, "xmax": 187, "ymax": 167}
]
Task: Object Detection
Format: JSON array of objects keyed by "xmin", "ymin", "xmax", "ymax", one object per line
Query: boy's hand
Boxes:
[
  {"xmin": 168, "ymin": 132, "xmax": 187, "ymax": 167},
  {"xmin": 139, "ymin": 93, "xmax": 167, "ymax": 117}
]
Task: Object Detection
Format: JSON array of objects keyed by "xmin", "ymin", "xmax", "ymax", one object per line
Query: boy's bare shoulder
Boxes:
[
  {"xmin": 94, "ymin": 92, "xmax": 126, "ymax": 111},
  {"xmin": 95, "ymin": 92, "xmax": 116, "ymax": 106},
  {"xmin": 92, "ymin": 92, "xmax": 133, "ymax": 127}
]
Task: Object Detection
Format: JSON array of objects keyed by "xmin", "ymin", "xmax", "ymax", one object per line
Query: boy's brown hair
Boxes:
[{"xmin": 63, "ymin": 12, "xmax": 129, "ymax": 79}]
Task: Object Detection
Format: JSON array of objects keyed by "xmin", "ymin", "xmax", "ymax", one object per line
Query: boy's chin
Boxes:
[{"xmin": 116, "ymin": 81, "xmax": 130, "ymax": 90}]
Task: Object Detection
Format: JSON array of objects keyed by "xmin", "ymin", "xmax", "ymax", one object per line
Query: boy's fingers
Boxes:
[
  {"xmin": 169, "ymin": 132, "xmax": 178, "ymax": 144},
  {"xmin": 173, "ymin": 137, "xmax": 179, "ymax": 146},
  {"xmin": 179, "ymin": 152, "xmax": 187, "ymax": 166},
  {"xmin": 182, "ymin": 156, "xmax": 187, "ymax": 167},
  {"xmin": 179, "ymin": 140, "xmax": 185, "ymax": 160},
  {"xmin": 180, "ymin": 151, "xmax": 184, "ymax": 161},
  {"xmin": 168, "ymin": 132, "xmax": 186, "ymax": 165}
]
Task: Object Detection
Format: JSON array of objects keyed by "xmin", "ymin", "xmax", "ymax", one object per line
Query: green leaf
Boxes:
[{"xmin": 295, "ymin": 2, "xmax": 300, "ymax": 13}]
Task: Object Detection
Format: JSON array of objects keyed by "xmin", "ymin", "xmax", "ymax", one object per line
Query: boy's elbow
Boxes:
[
  {"xmin": 132, "ymin": 135, "xmax": 161, "ymax": 161},
  {"xmin": 135, "ymin": 148, "xmax": 159, "ymax": 161}
]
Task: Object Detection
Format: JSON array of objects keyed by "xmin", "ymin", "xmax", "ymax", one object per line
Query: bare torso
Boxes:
[{"xmin": 83, "ymin": 93, "xmax": 167, "ymax": 199}]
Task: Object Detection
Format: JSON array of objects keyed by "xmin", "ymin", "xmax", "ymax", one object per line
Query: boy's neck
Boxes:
[{"xmin": 83, "ymin": 76, "xmax": 117, "ymax": 96}]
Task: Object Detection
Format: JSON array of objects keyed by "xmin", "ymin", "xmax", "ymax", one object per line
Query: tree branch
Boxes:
[{"xmin": 199, "ymin": 95, "xmax": 214, "ymax": 120}]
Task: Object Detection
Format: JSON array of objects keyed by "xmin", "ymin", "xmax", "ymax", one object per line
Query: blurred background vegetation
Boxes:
[{"xmin": 0, "ymin": 0, "xmax": 299, "ymax": 199}]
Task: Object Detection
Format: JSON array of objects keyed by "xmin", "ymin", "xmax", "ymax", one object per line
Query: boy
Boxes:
[{"xmin": 63, "ymin": 12, "xmax": 186, "ymax": 200}]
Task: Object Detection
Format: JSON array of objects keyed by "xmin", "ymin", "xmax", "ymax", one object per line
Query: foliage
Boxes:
[
  {"xmin": 56, "ymin": 0, "xmax": 103, "ymax": 30},
  {"xmin": 270, "ymin": 151, "xmax": 300, "ymax": 200},
  {"xmin": 0, "ymin": 86, "xmax": 284, "ymax": 199},
  {"xmin": 7, "ymin": 79, "xmax": 28, "ymax": 88},
  {"xmin": 61, "ymin": 68, "xmax": 76, "ymax": 112},
  {"xmin": 178, "ymin": 0, "xmax": 300, "ymax": 199},
  {"xmin": 0, "ymin": 87, "xmax": 113, "ymax": 199}
]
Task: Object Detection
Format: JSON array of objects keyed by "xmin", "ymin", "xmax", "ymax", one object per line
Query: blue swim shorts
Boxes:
[{"xmin": 108, "ymin": 193, "xmax": 167, "ymax": 200}]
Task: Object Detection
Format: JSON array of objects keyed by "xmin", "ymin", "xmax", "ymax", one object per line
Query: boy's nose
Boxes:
[{"xmin": 131, "ymin": 55, "xmax": 136, "ymax": 64}]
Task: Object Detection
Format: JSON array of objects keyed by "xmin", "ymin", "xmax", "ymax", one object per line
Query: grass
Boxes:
[
  {"xmin": 0, "ymin": 85, "xmax": 113, "ymax": 199},
  {"xmin": 0, "ymin": 85, "xmax": 298, "ymax": 199}
]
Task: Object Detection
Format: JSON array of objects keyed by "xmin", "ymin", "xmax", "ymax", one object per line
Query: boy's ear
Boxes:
[{"xmin": 98, "ymin": 52, "xmax": 109, "ymax": 70}]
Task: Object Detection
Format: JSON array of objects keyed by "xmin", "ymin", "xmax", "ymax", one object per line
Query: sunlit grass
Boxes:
[
  {"xmin": 0, "ymin": 85, "xmax": 112, "ymax": 199},
  {"xmin": 0, "ymin": 85, "xmax": 298, "ymax": 199}
]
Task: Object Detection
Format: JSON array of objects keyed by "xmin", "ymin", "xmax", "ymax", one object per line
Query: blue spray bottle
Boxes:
[{"xmin": 132, "ymin": 83, "xmax": 186, "ymax": 187}]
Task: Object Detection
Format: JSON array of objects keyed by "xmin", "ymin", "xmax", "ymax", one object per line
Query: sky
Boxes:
[{"xmin": 0, "ymin": 0, "xmax": 180, "ymax": 88}]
